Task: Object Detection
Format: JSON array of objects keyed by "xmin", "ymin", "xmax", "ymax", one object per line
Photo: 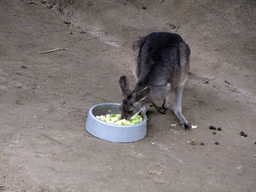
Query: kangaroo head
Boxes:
[{"xmin": 119, "ymin": 76, "xmax": 150, "ymax": 120}]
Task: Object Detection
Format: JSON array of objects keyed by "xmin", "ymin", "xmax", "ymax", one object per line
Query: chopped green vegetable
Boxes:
[{"xmin": 96, "ymin": 113, "xmax": 143, "ymax": 125}]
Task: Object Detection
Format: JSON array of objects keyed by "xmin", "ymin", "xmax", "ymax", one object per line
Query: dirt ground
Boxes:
[{"xmin": 0, "ymin": 0, "xmax": 255, "ymax": 191}]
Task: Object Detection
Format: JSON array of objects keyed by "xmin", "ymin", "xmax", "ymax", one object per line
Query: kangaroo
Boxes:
[{"xmin": 119, "ymin": 32, "xmax": 191, "ymax": 131}]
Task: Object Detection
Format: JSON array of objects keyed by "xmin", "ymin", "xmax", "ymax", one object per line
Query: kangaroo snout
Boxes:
[{"xmin": 119, "ymin": 75, "xmax": 151, "ymax": 120}]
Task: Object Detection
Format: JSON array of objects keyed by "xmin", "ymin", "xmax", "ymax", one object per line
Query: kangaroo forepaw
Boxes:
[
  {"xmin": 155, "ymin": 103, "xmax": 169, "ymax": 114},
  {"xmin": 152, "ymin": 103, "xmax": 168, "ymax": 114},
  {"xmin": 157, "ymin": 107, "xmax": 167, "ymax": 114},
  {"xmin": 162, "ymin": 103, "xmax": 170, "ymax": 111}
]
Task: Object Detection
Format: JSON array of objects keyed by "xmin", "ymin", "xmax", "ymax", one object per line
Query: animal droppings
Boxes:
[
  {"xmin": 239, "ymin": 131, "xmax": 248, "ymax": 137},
  {"xmin": 240, "ymin": 131, "xmax": 245, "ymax": 136},
  {"xmin": 217, "ymin": 127, "xmax": 222, "ymax": 131}
]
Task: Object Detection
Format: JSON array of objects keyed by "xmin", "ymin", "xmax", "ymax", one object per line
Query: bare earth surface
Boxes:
[{"xmin": 0, "ymin": 0, "xmax": 256, "ymax": 191}]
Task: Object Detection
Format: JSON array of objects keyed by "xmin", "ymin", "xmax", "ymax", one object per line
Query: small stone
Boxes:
[
  {"xmin": 64, "ymin": 21, "xmax": 71, "ymax": 25},
  {"xmin": 15, "ymin": 100, "xmax": 22, "ymax": 105},
  {"xmin": 190, "ymin": 141, "xmax": 197, "ymax": 146},
  {"xmin": 187, "ymin": 140, "xmax": 196, "ymax": 146},
  {"xmin": 15, "ymin": 82, "xmax": 23, "ymax": 88}
]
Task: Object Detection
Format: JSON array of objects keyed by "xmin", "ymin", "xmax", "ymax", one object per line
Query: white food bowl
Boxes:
[{"xmin": 85, "ymin": 103, "xmax": 147, "ymax": 142}]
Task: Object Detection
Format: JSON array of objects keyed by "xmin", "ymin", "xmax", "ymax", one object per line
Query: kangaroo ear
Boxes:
[
  {"xmin": 119, "ymin": 76, "xmax": 131, "ymax": 97},
  {"xmin": 134, "ymin": 86, "xmax": 151, "ymax": 102}
]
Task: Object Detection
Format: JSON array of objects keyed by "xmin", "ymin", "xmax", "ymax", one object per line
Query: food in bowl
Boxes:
[{"xmin": 96, "ymin": 112, "xmax": 143, "ymax": 125}]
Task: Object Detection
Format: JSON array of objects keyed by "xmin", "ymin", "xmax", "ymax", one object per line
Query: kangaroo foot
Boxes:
[{"xmin": 180, "ymin": 122, "xmax": 190, "ymax": 131}]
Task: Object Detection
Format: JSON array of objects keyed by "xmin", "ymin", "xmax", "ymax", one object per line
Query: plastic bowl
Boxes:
[{"xmin": 85, "ymin": 103, "xmax": 147, "ymax": 142}]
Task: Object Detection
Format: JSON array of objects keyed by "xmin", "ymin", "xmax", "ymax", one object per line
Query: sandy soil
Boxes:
[{"xmin": 0, "ymin": 0, "xmax": 255, "ymax": 191}]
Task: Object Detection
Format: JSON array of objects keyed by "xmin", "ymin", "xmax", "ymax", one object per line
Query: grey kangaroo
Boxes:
[{"xmin": 119, "ymin": 32, "xmax": 190, "ymax": 130}]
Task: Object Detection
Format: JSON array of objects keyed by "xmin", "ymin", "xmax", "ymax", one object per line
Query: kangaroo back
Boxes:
[{"xmin": 133, "ymin": 32, "xmax": 190, "ymax": 90}]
